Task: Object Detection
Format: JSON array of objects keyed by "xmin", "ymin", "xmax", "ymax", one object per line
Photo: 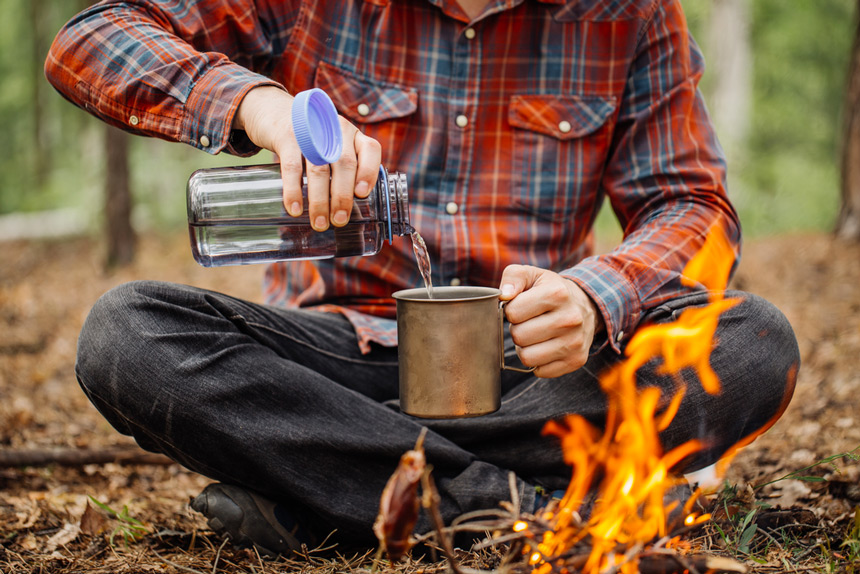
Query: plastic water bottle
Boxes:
[{"xmin": 187, "ymin": 89, "xmax": 411, "ymax": 267}]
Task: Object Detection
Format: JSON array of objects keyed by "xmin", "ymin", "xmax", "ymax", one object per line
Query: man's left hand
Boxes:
[{"xmin": 499, "ymin": 265, "xmax": 604, "ymax": 378}]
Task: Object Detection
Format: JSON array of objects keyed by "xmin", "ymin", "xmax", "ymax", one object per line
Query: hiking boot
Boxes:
[
  {"xmin": 190, "ymin": 483, "xmax": 309, "ymax": 557},
  {"xmin": 533, "ymin": 488, "xmax": 567, "ymax": 514}
]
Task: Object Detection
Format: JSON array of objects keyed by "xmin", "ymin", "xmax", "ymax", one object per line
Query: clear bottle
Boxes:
[
  {"xmin": 187, "ymin": 164, "xmax": 410, "ymax": 267},
  {"xmin": 186, "ymin": 88, "xmax": 412, "ymax": 267}
]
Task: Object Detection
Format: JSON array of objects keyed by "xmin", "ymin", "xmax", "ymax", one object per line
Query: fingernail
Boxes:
[
  {"xmin": 314, "ymin": 216, "xmax": 328, "ymax": 230},
  {"xmin": 289, "ymin": 202, "xmax": 302, "ymax": 217},
  {"xmin": 355, "ymin": 181, "xmax": 369, "ymax": 196},
  {"xmin": 501, "ymin": 284, "xmax": 515, "ymax": 298},
  {"xmin": 333, "ymin": 210, "xmax": 348, "ymax": 226}
]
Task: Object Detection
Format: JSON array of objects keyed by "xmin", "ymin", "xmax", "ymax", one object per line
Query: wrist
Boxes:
[{"xmin": 233, "ymin": 85, "xmax": 290, "ymax": 132}]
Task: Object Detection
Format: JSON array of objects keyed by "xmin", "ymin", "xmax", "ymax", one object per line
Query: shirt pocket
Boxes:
[
  {"xmin": 315, "ymin": 60, "xmax": 417, "ymax": 124},
  {"xmin": 509, "ymin": 94, "xmax": 617, "ymax": 222},
  {"xmin": 315, "ymin": 61, "xmax": 418, "ymax": 168}
]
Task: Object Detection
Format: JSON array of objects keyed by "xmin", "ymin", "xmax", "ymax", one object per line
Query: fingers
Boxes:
[
  {"xmin": 500, "ymin": 265, "xmax": 562, "ymax": 324},
  {"xmin": 499, "ymin": 264, "xmax": 542, "ymax": 300},
  {"xmin": 234, "ymin": 87, "xmax": 306, "ymax": 218},
  {"xmin": 328, "ymin": 121, "xmax": 358, "ymax": 228},
  {"xmin": 499, "ymin": 265, "xmax": 599, "ymax": 378},
  {"xmin": 294, "ymin": 119, "xmax": 382, "ymax": 230},
  {"xmin": 327, "ymin": 122, "xmax": 382, "ymax": 228},
  {"xmin": 305, "ymin": 161, "xmax": 332, "ymax": 231},
  {"xmin": 280, "ymin": 152, "xmax": 306, "ymax": 218},
  {"xmin": 510, "ymin": 314, "xmax": 590, "ymax": 375},
  {"xmin": 236, "ymin": 86, "xmax": 382, "ymax": 229},
  {"xmin": 353, "ymin": 130, "xmax": 382, "ymax": 198}
]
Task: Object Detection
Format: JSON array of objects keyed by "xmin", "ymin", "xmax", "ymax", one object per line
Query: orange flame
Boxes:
[{"xmin": 527, "ymin": 222, "xmax": 738, "ymax": 574}]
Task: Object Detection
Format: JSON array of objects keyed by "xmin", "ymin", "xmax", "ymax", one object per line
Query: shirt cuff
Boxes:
[
  {"xmin": 561, "ymin": 259, "xmax": 643, "ymax": 355},
  {"xmin": 183, "ymin": 61, "xmax": 284, "ymax": 156}
]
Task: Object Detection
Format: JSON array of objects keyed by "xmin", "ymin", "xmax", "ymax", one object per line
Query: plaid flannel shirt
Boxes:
[{"xmin": 46, "ymin": 0, "xmax": 740, "ymax": 354}]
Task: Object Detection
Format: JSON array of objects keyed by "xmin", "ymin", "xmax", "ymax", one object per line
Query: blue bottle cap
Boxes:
[{"xmin": 291, "ymin": 88, "xmax": 344, "ymax": 165}]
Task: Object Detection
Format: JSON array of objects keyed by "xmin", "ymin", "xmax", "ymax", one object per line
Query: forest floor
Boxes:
[{"xmin": 1, "ymin": 230, "xmax": 859, "ymax": 573}]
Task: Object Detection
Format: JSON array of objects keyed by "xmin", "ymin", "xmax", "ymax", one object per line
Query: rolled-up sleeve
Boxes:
[
  {"xmin": 563, "ymin": 0, "xmax": 741, "ymax": 354},
  {"xmin": 45, "ymin": 0, "xmax": 297, "ymax": 156}
]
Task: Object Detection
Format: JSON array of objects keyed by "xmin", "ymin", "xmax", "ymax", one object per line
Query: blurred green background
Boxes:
[{"xmin": 0, "ymin": 0, "xmax": 855, "ymax": 240}]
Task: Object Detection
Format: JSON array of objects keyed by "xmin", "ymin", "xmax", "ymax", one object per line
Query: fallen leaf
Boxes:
[
  {"xmin": 45, "ymin": 522, "xmax": 80, "ymax": 551},
  {"xmin": 80, "ymin": 501, "xmax": 108, "ymax": 536},
  {"xmin": 14, "ymin": 504, "xmax": 40, "ymax": 529},
  {"xmin": 768, "ymin": 480, "xmax": 813, "ymax": 508},
  {"xmin": 373, "ymin": 430, "xmax": 427, "ymax": 562}
]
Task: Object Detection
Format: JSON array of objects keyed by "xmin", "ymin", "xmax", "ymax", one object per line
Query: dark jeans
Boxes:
[{"xmin": 75, "ymin": 280, "xmax": 799, "ymax": 544}]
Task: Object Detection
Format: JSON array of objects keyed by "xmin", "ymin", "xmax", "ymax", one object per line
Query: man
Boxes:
[{"xmin": 46, "ymin": 0, "xmax": 799, "ymax": 557}]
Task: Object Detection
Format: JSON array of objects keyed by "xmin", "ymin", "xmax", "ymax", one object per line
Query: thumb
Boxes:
[{"xmin": 499, "ymin": 264, "xmax": 541, "ymax": 300}]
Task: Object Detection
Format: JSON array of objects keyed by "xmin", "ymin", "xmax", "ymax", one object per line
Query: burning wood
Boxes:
[{"xmin": 513, "ymin": 224, "xmax": 739, "ymax": 574}]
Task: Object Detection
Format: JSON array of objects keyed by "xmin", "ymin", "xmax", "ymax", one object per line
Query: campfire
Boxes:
[
  {"xmin": 376, "ymin": 222, "xmax": 752, "ymax": 574},
  {"xmin": 521, "ymin": 223, "xmax": 740, "ymax": 574}
]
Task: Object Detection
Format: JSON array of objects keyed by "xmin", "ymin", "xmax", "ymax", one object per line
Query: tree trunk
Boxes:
[
  {"xmin": 30, "ymin": 0, "xmax": 47, "ymax": 186},
  {"xmin": 705, "ymin": 0, "xmax": 752, "ymax": 161},
  {"xmin": 104, "ymin": 126, "xmax": 136, "ymax": 267},
  {"xmin": 837, "ymin": 1, "xmax": 860, "ymax": 240}
]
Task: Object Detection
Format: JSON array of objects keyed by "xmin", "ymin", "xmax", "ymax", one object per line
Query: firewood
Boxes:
[{"xmin": 0, "ymin": 446, "xmax": 174, "ymax": 467}]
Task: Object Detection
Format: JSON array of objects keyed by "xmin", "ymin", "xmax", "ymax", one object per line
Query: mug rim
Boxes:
[{"xmin": 393, "ymin": 285, "xmax": 501, "ymax": 302}]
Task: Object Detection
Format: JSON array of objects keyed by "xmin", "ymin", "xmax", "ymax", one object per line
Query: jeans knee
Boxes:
[
  {"xmin": 738, "ymin": 292, "xmax": 800, "ymax": 402},
  {"xmin": 76, "ymin": 281, "xmax": 161, "ymax": 392},
  {"xmin": 712, "ymin": 292, "xmax": 799, "ymax": 445}
]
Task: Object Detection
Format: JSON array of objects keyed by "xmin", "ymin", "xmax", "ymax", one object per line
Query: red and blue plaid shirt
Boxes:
[{"xmin": 47, "ymin": 0, "xmax": 740, "ymax": 354}]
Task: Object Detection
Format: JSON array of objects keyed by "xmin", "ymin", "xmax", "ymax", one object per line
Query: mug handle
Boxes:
[{"xmin": 499, "ymin": 301, "xmax": 537, "ymax": 373}]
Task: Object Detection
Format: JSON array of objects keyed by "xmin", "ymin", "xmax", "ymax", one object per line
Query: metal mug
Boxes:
[{"xmin": 393, "ymin": 286, "xmax": 534, "ymax": 419}]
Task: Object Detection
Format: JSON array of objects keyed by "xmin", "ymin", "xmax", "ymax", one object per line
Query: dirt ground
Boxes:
[{"xmin": 1, "ymin": 230, "xmax": 859, "ymax": 573}]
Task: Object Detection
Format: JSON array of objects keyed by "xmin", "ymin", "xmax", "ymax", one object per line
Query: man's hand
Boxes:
[
  {"xmin": 499, "ymin": 265, "xmax": 605, "ymax": 378},
  {"xmin": 233, "ymin": 86, "xmax": 382, "ymax": 231}
]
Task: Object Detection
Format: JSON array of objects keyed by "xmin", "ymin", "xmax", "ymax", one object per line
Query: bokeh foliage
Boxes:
[
  {"xmin": 684, "ymin": 0, "xmax": 856, "ymax": 235},
  {"xmin": 0, "ymin": 0, "xmax": 856, "ymax": 237}
]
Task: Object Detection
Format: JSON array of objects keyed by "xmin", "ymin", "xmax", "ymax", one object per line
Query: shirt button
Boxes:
[
  {"xmin": 199, "ymin": 135, "xmax": 211, "ymax": 147},
  {"xmin": 357, "ymin": 103, "xmax": 371, "ymax": 117},
  {"xmin": 464, "ymin": 28, "xmax": 476, "ymax": 40},
  {"xmin": 445, "ymin": 202, "xmax": 459, "ymax": 215},
  {"xmin": 455, "ymin": 114, "xmax": 469, "ymax": 128},
  {"xmin": 616, "ymin": 330, "xmax": 624, "ymax": 342},
  {"xmin": 558, "ymin": 120, "xmax": 572, "ymax": 134},
  {"xmin": 450, "ymin": 277, "xmax": 462, "ymax": 286},
  {"xmin": 128, "ymin": 115, "xmax": 139, "ymax": 126}
]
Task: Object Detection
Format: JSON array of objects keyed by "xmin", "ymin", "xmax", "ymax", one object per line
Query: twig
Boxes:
[
  {"xmin": 211, "ymin": 538, "xmax": 228, "ymax": 574},
  {"xmin": 508, "ymin": 472, "xmax": 521, "ymax": 518},
  {"xmin": 0, "ymin": 446, "xmax": 174, "ymax": 467},
  {"xmin": 421, "ymin": 469, "xmax": 480, "ymax": 574},
  {"xmin": 450, "ymin": 508, "xmax": 512, "ymax": 527},
  {"xmin": 253, "ymin": 546, "xmax": 267, "ymax": 573},
  {"xmin": 151, "ymin": 546, "xmax": 208, "ymax": 574}
]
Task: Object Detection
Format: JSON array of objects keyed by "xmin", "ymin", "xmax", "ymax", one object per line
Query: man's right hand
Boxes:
[{"xmin": 233, "ymin": 86, "xmax": 383, "ymax": 231}]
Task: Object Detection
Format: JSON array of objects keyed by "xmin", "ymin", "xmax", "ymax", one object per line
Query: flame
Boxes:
[{"xmin": 525, "ymin": 222, "xmax": 739, "ymax": 574}]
